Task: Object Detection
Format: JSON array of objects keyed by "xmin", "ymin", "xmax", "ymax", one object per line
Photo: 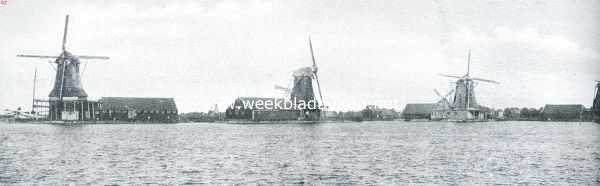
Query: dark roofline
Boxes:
[
  {"xmin": 99, "ymin": 97, "xmax": 178, "ymax": 112},
  {"xmin": 402, "ymin": 103, "xmax": 437, "ymax": 115},
  {"xmin": 544, "ymin": 104, "xmax": 584, "ymax": 106},
  {"xmin": 101, "ymin": 97, "xmax": 175, "ymax": 99}
]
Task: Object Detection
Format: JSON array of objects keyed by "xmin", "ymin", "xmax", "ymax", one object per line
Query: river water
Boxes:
[{"xmin": 0, "ymin": 121, "xmax": 599, "ymax": 185}]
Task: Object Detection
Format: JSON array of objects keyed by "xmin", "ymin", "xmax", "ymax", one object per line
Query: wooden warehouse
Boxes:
[
  {"xmin": 98, "ymin": 97, "xmax": 178, "ymax": 123},
  {"xmin": 542, "ymin": 104, "xmax": 585, "ymax": 121}
]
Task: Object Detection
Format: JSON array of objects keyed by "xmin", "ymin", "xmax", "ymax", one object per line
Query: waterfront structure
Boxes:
[
  {"xmin": 437, "ymin": 50, "xmax": 499, "ymax": 122},
  {"xmin": 16, "ymin": 15, "xmax": 109, "ymax": 121},
  {"xmin": 290, "ymin": 67, "xmax": 322, "ymax": 120},
  {"xmin": 542, "ymin": 104, "xmax": 585, "ymax": 121},
  {"xmin": 98, "ymin": 97, "xmax": 178, "ymax": 123},
  {"xmin": 225, "ymin": 37, "xmax": 325, "ymax": 122},
  {"xmin": 401, "ymin": 103, "xmax": 437, "ymax": 120},
  {"xmin": 14, "ymin": 15, "xmax": 182, "ymax": 123}
]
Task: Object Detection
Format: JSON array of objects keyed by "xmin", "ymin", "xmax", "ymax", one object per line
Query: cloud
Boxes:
[
  {"xmin": 440, "ymin": 27, "xmax": 600, "ymax": 108},
  {"xmin": 1, "ymin": 1, "xmax": 599, "ymax": 112},
  {"xmin": 449, "ymin": 27, "xmax": 599, "ymax": 62}
]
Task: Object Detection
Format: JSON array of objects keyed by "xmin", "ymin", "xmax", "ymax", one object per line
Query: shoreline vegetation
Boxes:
[
  {"xmin": 2, "ymin": 104, "xmax": 595, "ymax": 123},
  {"xmin": 177, "ymin": 105, "xmax": 595, "ymax": 123}
]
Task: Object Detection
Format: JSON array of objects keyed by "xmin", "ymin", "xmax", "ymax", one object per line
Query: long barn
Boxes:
[
  {"xmin": 542, "ymin": 104, "xmax": 585, "ymax": 121},
  {"xmin": 98, "ymin": 97, "xmax": 178, "ymax": 123}
]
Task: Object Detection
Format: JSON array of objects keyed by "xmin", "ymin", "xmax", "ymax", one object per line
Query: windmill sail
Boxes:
[
  {"xmin": 466, "ymin": 49, "xmax": 471, "ymax": 76},
  {"xmin": 434, "ymin": 89, "xmax": 453, "ymax": 107},
  {"xmin": 62, "ymin": 15, "xmax": 69, "ymax": 52},
  {"xmin": 309, "ymin": 37, "xmax": 324, "ymax": 106},
  {"xmin": 593, "ymin": 81, "xmax": 600, "ymax": 122}
]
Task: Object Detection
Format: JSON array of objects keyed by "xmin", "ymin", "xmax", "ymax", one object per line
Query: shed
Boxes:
[{"xmin": 401, "ymin": 103, "xmax": 437, "ymax": 120}]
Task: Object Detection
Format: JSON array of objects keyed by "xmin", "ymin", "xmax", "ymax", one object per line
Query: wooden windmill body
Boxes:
[{"xmin": 290, "ymin": 37, "xmax": 326, "ymax": 120}]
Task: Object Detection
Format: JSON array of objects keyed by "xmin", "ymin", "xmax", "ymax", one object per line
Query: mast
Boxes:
[
  {"xmin": 466, "ymin": 49, "xmax": 471, "ymax": 77},
  {"xmin": 31, "ymin": 67, "xmax": 37, "ymax": 113},
  {"xmin": 466, "ymin": 50, "xmax": 471, "ymax": 110}
]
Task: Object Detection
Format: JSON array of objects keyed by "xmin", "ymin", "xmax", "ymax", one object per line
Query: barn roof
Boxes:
[
  {"xmin": 402, "ymin": 103, "xmax": 437, "ymax": 115},
  {"xmin": 99, "ymin": 97, "xmax": 177, "ymax": 112}
]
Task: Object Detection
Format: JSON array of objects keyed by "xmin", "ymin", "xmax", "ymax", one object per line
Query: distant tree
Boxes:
[
  {"xmin": 391, "ymin": 109, "xmax": 398, "ymax": 119},
  {"xmin": 350, "ymin": 111, "xmax": 364, "ymax": 122},
  {"xmin": 521, "ymin": 108, "xmax": 529, "ymax": 118},
  {"xmin": 504, "ymin": 108, "xmax": 512, "ymax": 119},
  {"xmin": 361, "ymin": 106, "xmax": 380, "ymax": 121},
  {"xmin": 528, "ymin": 108, "xmax": 540, "ymax": 119}
]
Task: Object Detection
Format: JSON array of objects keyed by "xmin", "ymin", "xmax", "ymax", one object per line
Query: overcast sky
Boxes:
[{"xmin": 1, "ymin": 0, "xmax": 599, "ymax": 112}]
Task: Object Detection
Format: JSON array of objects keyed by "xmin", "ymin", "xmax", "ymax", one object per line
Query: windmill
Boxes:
[
  {"xmin": 290, "ymin": 36, "xmax": 326, "ymax": 120},
  {"xmin": 439, "ymin": 50, "xmax": 499, "ymax": 111},
  {"xmin": 17, "ymin": 15, "xmax": 109, "ymax": 120}
]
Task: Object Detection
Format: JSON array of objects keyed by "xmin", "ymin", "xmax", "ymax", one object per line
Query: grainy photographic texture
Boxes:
[{"xmin": 1, "ymin": 0, "xmax": 599, "ymax": 185}]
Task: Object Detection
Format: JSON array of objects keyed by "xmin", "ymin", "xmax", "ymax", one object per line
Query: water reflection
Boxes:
[{"xmin": 0, "ymin": 121, "xmax": 599, "ymax": 185}]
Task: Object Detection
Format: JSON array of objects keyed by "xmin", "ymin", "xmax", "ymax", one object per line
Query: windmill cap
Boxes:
[{"xmin": 293, "ymin": 67, "xmax": 313, "ymax": 77}]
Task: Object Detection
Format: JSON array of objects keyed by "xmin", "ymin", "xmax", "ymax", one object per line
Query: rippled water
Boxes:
[{"xmin": 1, "ymin": 121, "xmax": 599, "ymax": 185}]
